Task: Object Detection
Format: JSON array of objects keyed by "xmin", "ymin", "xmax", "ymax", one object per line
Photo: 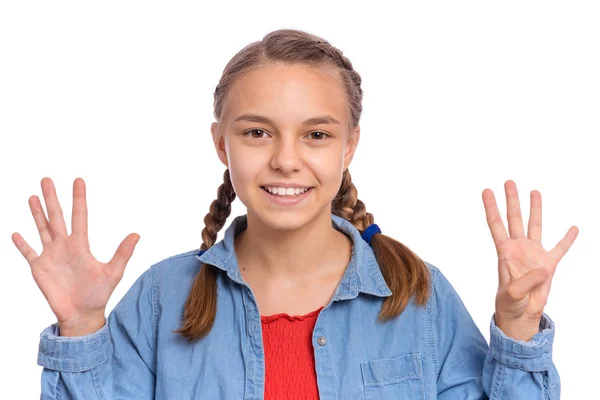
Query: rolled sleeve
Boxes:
[
  {"xmin": 37, "ymin": 322, "xmax": 112, "ymax": 373},
  {"xmin": 489, "ymin": 313, "xmax": 555, "ymax": 372}
]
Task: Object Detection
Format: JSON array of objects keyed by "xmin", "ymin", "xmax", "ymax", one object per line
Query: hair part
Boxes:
[{"xmin": 176, "ymin": 29, "xmax": 430, "ymax": 341}]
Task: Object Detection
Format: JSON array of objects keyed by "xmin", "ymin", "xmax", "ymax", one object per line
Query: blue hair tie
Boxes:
[
  {"xmin": 197, "ymin": 249, "xmax": 206, "ymax": 256},
  {"xmin": 361, "ymin": 223, "xmax": 381, "ymax": 246}
]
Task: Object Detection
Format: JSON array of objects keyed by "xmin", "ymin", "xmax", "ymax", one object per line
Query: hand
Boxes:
[
  {"xmin": 482, "ymin": 180, "xmax": 578, "ymax": 341},
  {"xmin": 12, "ymin": 177, "xmax": 140, "ymax": 336}
]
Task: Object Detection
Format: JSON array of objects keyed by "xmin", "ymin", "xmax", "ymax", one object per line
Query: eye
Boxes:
[
  {"xmin": 306, "ymin": 131, "xmax": 330, "ymax": 140},
  {"xmin": 243, "ymin": 129, "xmax": 270, "ymax": 139}
]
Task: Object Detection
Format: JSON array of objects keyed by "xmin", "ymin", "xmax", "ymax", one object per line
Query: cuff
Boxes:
[
  {"xmin": 489, "ymin": 312, "xmax": 555, "ymax": 372},
  {"xmin": 37, "ymin": 322, "xmax": 112, "ymax": 372}
]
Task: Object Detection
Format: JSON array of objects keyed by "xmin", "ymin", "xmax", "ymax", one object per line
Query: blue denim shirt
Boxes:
[{"xmin": 38, "ymin": 214, "xmax": 559, "ymax": 399}]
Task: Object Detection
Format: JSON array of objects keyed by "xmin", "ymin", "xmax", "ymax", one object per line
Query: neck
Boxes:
[{"xmin": 234, "ymin": 210, "xmax": 351, "ymax": 281}]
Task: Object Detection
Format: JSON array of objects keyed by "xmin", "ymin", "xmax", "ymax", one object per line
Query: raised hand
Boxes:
[
  {"xmin": 11, "ymin": 178, "xmax": 140, "ymax": 336},
  {"xmin": 482, "ymin": 180, "xmax": 578, "ymax": 341}
]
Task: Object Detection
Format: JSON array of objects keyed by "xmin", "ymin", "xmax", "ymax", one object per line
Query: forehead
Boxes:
[{"xmin": 222, "ymin": 62, "xmax": 349, "ymax": 125}]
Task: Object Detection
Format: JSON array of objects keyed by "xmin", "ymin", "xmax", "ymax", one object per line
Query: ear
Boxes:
[
  {"xmin": 211, "ymin": 122, "xmax": 229, "ymax": 167},
  {"xmin": 343, "ymin": 124, "xmax": 360, "ymax": 170}
]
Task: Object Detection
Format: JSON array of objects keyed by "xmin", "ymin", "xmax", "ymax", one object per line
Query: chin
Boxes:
[{"xmin": 251, "ymin": 207, "xmax": 318, "ymax": 232}]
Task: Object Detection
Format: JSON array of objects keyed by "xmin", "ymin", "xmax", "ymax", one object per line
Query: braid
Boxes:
[
  {"xmin": 200, "ymin": 169, "xmax": 237, "ymax": 250},
  {"xmin": 332, "ymin": 169, "xmax": 372, "ymax": 231},
  {"xmin": 328, "ymin": 48, "xmax": 363, "ymax": 128},
  {"xmin": 333, "ymin": 51, "xmax": 363, "ymax": 96},
  {"xmin": 332, "ymin": 168, "xmax": 430, "ymax": 321},
  {"xmin": 175, "ymin": 169, "xmax": 236, "ymax": 341}
]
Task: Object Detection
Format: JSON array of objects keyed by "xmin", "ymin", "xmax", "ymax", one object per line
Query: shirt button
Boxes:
[{"xmin": 317, "ymin": 336, "xmax": 327, "ymax": 346}]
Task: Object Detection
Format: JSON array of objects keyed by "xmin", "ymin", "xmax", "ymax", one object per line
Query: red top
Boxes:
[{"xmin": 261, "ymin": 306, "xmax": 324, "ymax": 400}]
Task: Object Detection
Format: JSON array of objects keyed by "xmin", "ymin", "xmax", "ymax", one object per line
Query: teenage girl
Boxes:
[{"xmin": 14, "ymin": 29, "xmax": 578, "ymax": 399}]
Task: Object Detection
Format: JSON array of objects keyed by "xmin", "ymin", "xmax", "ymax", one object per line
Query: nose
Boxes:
[{"xmin": 269, "ymin": 136, "xmax": 303, "ymax": 173}]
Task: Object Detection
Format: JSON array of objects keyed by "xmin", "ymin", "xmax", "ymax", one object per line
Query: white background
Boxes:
[{"xmin": 1, "ymin": 1, "xmax": 598, "ymax": 397}]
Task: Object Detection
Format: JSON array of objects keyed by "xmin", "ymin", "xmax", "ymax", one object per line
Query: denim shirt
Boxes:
[{"xmin": 38, "ymin": 214, "xmax": 559, "ymax": 399}]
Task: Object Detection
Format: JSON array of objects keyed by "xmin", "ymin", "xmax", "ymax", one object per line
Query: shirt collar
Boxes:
[{"xmin": 195, "ymin": 214, "xmax": 392, "ymax": 300}]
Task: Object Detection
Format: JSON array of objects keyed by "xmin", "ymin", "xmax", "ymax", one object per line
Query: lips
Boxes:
[
  {"xmin": 260, "ymin": 186, "xmax": 313, "ymax": 206},
  {"xmin": 262, "ymin": 186, "xmax": 311, "ymax": 196}
]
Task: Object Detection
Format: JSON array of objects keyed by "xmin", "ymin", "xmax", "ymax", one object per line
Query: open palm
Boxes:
[
  {"xmin": 482, "ymin": 181, "xmax": 578, "ymax": 329},
  {"xmin": 11, "ymin": 177, "xmax": 140, "ymax": 333}
]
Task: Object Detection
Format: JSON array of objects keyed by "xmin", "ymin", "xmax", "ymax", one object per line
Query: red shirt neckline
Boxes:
[{"xmin": 261, "ymin": 306, "xmax": 325, "ymax": 324}]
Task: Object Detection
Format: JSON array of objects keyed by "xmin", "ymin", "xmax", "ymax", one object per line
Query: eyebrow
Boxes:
[{"xmin": 233, "ymin": 113, "xmax": 340, "ymax": 126}]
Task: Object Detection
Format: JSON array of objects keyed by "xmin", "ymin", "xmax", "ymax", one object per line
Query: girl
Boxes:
[{"xmin": 15, "ymin": 29, "xmax": 577, "ymax": 399}]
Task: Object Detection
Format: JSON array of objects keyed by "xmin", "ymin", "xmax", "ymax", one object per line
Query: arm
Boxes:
[
  {"xmin": 38, "ymin": 267, "xmax": 157, "ymax": 399},
  {"xmin": 431, "ymin": 267, "xmax": 559, "ymax": 399}
]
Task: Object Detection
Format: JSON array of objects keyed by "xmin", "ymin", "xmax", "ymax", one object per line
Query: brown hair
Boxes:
[{"xmin": 175, "ymin": 29, "xmax": 430, "ymax": 341}]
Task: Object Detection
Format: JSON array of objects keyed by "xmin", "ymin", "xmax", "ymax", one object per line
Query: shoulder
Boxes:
[
  {"xmin": 420, "ymin": 260, "xmax": 464, "ymax": 311},
  {"xmin": 115, "ymin": 248, "xmax": 201, "ymax": 307},
  {"xmin": 423, "ymin": 260, "xmax": 440, "ymax": 276},
  {"xmin": 148, "ymin": 248, "xmax": 204, "ymax": 288},
  {"xmin": 421, "ymin": 260, "xmax": 454, "ymax": 294},
  {"xmin": 422, "ymin": 260, "xmax": 442, "ymax": 295},
  {"xmin": 152, "ymin": 248, "xmax": 202, "ymax": 269},
  {"xmin": 420, "ymin": 260, "xmax": 475, "ymax": 325}
]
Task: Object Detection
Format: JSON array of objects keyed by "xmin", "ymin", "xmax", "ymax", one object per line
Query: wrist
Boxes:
[
  {"xmin": 494, "ymin": 312, "xmax": 541, "ymax": 342},
  {"xmin": 58, "ymin": 313, "xmax": 106, "ymax": 337}
]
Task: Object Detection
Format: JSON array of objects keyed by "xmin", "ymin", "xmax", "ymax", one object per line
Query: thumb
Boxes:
[
  {"xmin": 108, "ymin": 233, "xmax": 140, "ymax": 274},
  {"xmin": 505, "ymin": 267, "xmax": 551, "ymax": 301}
]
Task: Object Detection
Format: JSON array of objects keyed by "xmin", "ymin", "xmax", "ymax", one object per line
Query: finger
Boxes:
[
  {"xmin": 107, "ymin": 233, "xmax": 141, "ymax": 278},
  {"xmin": 11, "ymin": 232, "xmax": 39, "ymax": 266},
  {"xmin": 549, "ymin": 226, "xmax": 579, "ymax": 263},
  {"xmin": 29, "ymin": 195, "xmax": 52, "ymax": 246},
  {"xmin": 71, "ymin": 178, "xmax": 88, "ymax": 238},
  {"xmin": 527, "ymin": 190, "xmax": 542, "ymax": 243},
  {"xmin": 41, "ymin": 177, "xmax": 69, "ymax": 239},
  {"xmin": 505, "ymin": 267, "xmax": 552, "ymax": 301},
  {"xmin": 505, "ymin": 180, "xmax": 526, "ymax": 239},
  {"xmin": 482, "ymin": 188, "xmax": 509, "ymax": 248}
]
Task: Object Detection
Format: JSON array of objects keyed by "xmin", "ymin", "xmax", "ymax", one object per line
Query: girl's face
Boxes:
[{"xmin": 212, "ymin": 62, "xmax": 360, "ymax": 231}]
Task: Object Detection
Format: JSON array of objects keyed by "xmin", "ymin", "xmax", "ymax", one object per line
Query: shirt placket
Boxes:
[
  {"xmin": 241, "ymin": 283, "xmax": 266, "ymax": 400},
  {"xmin": 312, "ymin": 309, "xmax": 338, "ymax": 400}
]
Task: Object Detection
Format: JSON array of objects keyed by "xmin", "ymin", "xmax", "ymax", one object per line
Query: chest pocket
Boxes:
[{"xmin": 360, "ymin": 353, "xmax": 423, "ymax": 400}]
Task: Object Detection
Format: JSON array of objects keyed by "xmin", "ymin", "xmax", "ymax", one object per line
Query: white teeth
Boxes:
[{"xmin": 265, "ymin": 186, "xmax": 309, "ymax": 196}]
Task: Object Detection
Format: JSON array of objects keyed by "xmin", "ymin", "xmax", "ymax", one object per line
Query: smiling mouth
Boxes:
[{"xmin": 260, "ymin": 186, "xmax": 313, "ymax": 196}]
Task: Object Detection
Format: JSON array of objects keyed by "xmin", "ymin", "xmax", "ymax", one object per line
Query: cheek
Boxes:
[
  {"xmin": 226, "ymin": 143, "xmax": 264, "ymax": 196},
  {"xmin": 304, "ymin": 149, "xmax": 345, "ymax": 189}
]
